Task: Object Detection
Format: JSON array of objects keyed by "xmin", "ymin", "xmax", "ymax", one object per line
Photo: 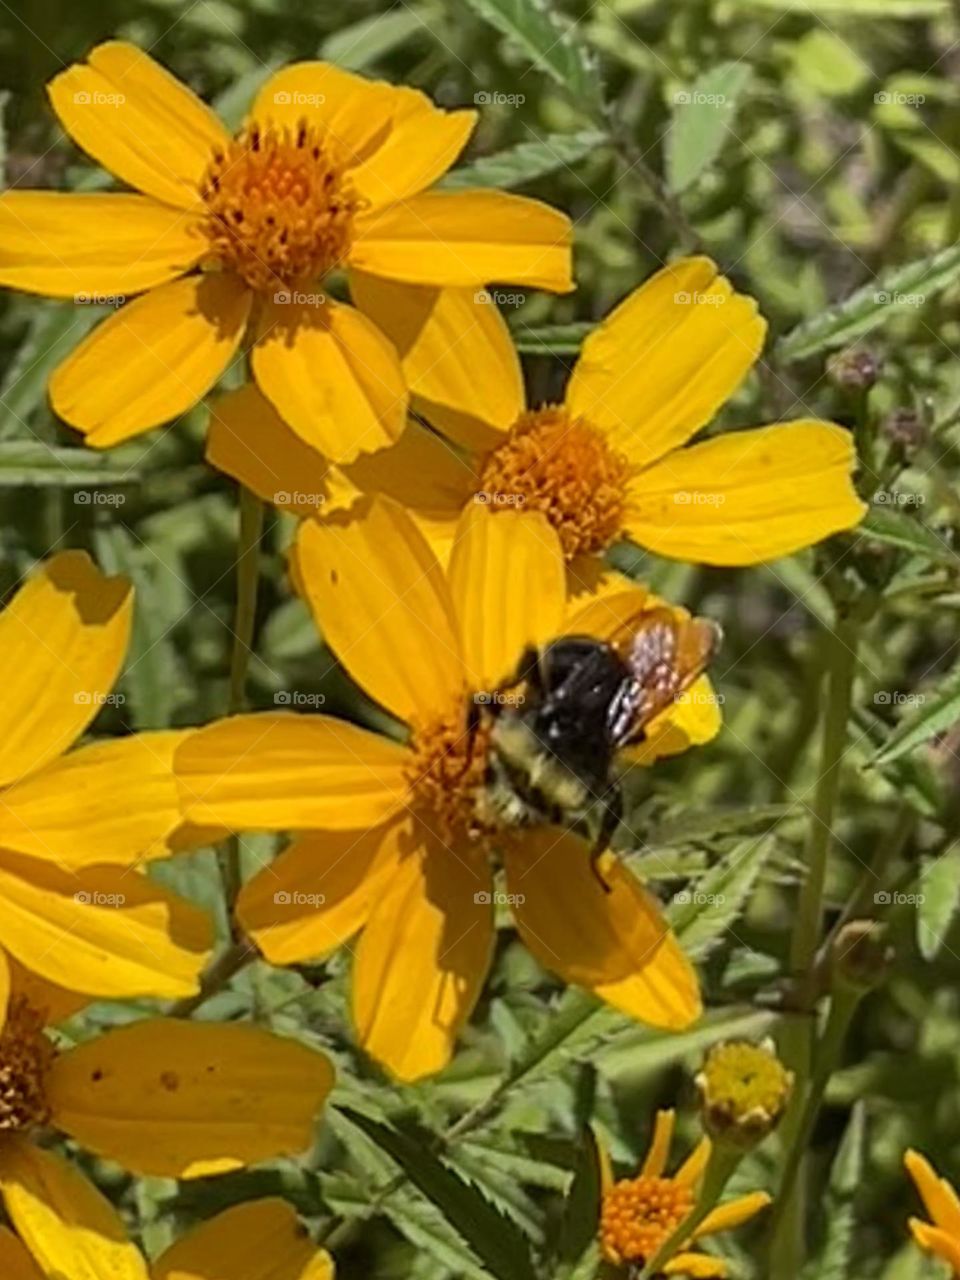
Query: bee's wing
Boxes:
[{"xmin": 610, "ymin": 607, "xmax": 722, "ymax": 744}]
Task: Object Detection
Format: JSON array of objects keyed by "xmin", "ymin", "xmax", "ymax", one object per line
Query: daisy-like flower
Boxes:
[
  {"xmin": 0, "ymin": 975, "xmax": 333, "ymax": 1263},
  {"xmin": 599, "ymin": 1110, "xmax": 771, "ymax": 1277},
  {"xmin": 1, "ymin": 1183, "xmax": 333, "ymax": 1280},
  {"xmin": 0, "ymin": 41, "xmax": 572, "ymax": 463},
  {"xmin": 905, "ymin": 1149, "xmax": 960, "ymax": 1275},
  {"xmin": 0, "ymin": 550, "xmax": 215, "ymax": 1002},
  {"xmin": 344, "ymin": 256, "xmax": 867, "ymax": 576},
  {"xmin": 175, "ymin": 498, "xmax": 712, "ymax": 1082}
]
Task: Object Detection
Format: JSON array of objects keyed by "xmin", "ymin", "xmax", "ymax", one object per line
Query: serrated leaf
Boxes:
[
  {"xmin": 442, "ymin": 131, "xmax": 607, "ymax": 190},
  {"xmin": 917, "ymin": 846, "xmax": 960, "ymax": 960},
  {"xmin": 321, "ymin": 6, "xmax": 426, "ymax": 70},
  {"xmin": 667, "ymin": 62, "xmax": 752, "ymax": 193},
  {"xmin": 0, "ymin": 441, "xmax": 137, "ymax": 487},
  {"xmin": 857, "ymin": 510, "xmax": 960, "ymax": 570},
  {"xmin": 803, "ymin": 1103, "xmax": 865, "ymax": 1280},
  {"xmin": 667, "ymin": 837, "xmax": 775, "ymax": 957},
  {"xmin": 555, "ymin": 1127, "xmax": 603, "ymax": 1277},
  {"xmin": 511, "ymin": 321, "xmax": 595, "ymax": 354},
  {"xmin": 339, "ymin": 1108, "xmax": 538, "ymax": 1280},
  {"xmin": 778, "ymin": 245, "xmax": 960, "ymax": 361},
  {"xmin": 462, "ymin": 0, "xmax": 601, "ymax": 111},
  {"xmin": 869, "ymin": 663, "xmax": 960, "ymax": 767}
]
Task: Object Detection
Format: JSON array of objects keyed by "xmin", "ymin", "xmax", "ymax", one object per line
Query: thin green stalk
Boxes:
[
  {"xmin": 168, "ymin": 939, "xmax": 256, "ymax": 1018},
  {"xmin": 219, "ymin": 484, "xmax": 265, "ymax": 919},
  {"xmin": 638, "ymin": 1145, "xmax": 743, "ymax": 1280}
]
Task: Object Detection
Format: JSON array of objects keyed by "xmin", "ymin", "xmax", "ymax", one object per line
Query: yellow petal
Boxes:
[
  {"xmin": 0, "ymin": 193, "xmax": 202, "ymax": 299},
  {"xmin": 252, "ymin": 298, "xmax": 407, "ymax": 464},
  {"xmin": 349, "ymin": 106, "xmax": 476, "ymax": 207},
  {"xmin": 909, "ymin": 1218, "xmax": 960, "ymax": 1272},
  {"xmin": 663, "ymin": 1253, "xmax": 728, "ymax": 1278},
  {"xmin": 0, "ymin": 550, "xmax": 130, "ymax": 787},
  {"xmin": 49, "ymin": 1018, "xmax": 335, "ymax": 1178},
  {"xmin": 7, "ymin": 955, "xmax": 87, "ymax": 1026},
  {"xmin": 206, "ymin": 384, "xmax": 334, "ymax": 514},
  {"xmin": 353, "ymin": 831, "xmax": 494, "ymax": 1081},
  {"xmin": 505, "ymin": 831, "xmax": 701, "ymax": 1028},
  {"xmin": 566, "ymin": 257, "xmax": 765, "ymax": 467},
  {"xmin": 0, "ymin": 1225, "xmax": 44, "ymax": 1280},
  {"xmin": 640, "ymin": 1110, "xmax": 676, "ymax": 1179},
  {"xmin": 350, "ymin": 273, "xmax": 523, "ymax": 451},
  {"xmin": 675, "ymin": 1136, "xmax": 712, "ymax": 1188},
  {"xmin": 296, "ymin": 498, "xmax": 463, "ymax": 721},
  {"xmin": 47, "ymin": 40, "xmax": 227, "ymax": 210},
  {"xmin": 238, "ymin": 820, "xmax": 404, "ymax": 964},
  {"xmin": 447, "ymin": 504, "xmax": 566, "ymax": 688},
  {"xmin": 153, "ymin": 1199, "xmax": 334, "ymax": 1280},
  {"xmin": 694, "ymin": 1192, "xmax": 772, "ymax": 1239},
  {"xmin": 0, "ymin": 853, "xmax": 212, "ymax": 1000},
  {"xmin": 175, "ymin": 713, "xmax": 411, "ymax": 831},
  {"xmin": 625, "ymin": 421, "xmax": 866, "ymax": 565},
  {"xmin": 352, "ymin": 191, "xmax": 573, "ymax": 292},
  {"xmin": 0, "ymin": 730, "xmax": 188, "ymax": 866},
  {"xmin": 50, "ymin": 272, "xmax": 251, "ymax": 447},
  {"xmin": 343, "ymin": 417, "xmax": 478, "ymax": 517},
  {"xmin": 0, "ymin": 1141, "xmax": 148, "ymax": 1280},
  {"xmin": 906, "ymin": 1150, "xmax": 960, "ymax": 1237}
]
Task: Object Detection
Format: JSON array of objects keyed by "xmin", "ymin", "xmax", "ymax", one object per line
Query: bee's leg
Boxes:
[{"xmin": 590, "ymin": 787, "xmax": 623, "ymax": 894}]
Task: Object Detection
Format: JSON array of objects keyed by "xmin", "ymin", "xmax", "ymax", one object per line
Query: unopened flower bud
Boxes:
[
  {"xmin": 831, "ymin": 919, "xmax": 893, "ymax": 992},
  {"xmin": 881, "ymin": 408, "xmax": 926, "ymax": 450},
  {"xmin": 827, "ymin": 347, "xmax": 881, "ymax": 392},
  {"xmin": 695, "ymin": 1039, "xmax": 793, "ymax": 1150}
]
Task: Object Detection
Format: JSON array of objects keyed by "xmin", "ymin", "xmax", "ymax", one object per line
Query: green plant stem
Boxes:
[
  {"xmin": 769, "ymin": 611, "xmax": 859, "ymax": 1280},
  {"xmin": 638, "ymin": 1145, "xmax": 743, "ymax": 1280},
  {"xmin": 219, "ymin": 484, "xmax": 265, "ymax": 921},
  {"xmin": 168, "ymin": 939, "xmax": 256, "ymax": 1018}
]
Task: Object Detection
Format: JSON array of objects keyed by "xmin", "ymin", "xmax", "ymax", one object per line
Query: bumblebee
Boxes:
[{"xmin": 472, "ymin": 608, "xmax": 722, "ymax": 856}]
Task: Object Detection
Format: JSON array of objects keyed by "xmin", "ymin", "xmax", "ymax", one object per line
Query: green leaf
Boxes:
[
  {"xmin": 0, "ymin": 441, "xmax": 137, "ymax": 488},
  {"xmin": 442, "ymin": 130, "xmax": 607, "ymax": 190},
  {"xmin": 555, "ymin": 1127, "xmax": 603, "ymax": 1277},
  {"xmin": 803, "ymin": 1103, "xmax": 865, "ymax": 1280},
  {"xmin": 856, "ymin": 510, "xmax": 960, "ymax": 570},
  {"xmin": 339, "ymin": 1107, "xmax": 538, "ymax": 1280},
  {"xmin": 0, "ymin": 302, "xmax": 100, "ymax": 438},
  {"xmin": 869, "ymin": 663, "xmax": 960, "ymax": 767},
  {"xmin": 667, "ymin": 837, "xmax": 775, "ymax": 957},
  {"xmin": 461, "ymin": 0, "xmax": 601, "ymax": 111},
  {"xmin": 666, "ymin": 62, "xmax": 753, "ymax": 193},
  {"xmin": 321, "ymin": 6, "xmax": 427, "ymax": 70},
  {"xmin": 728, "ymin": 0, "xmax": 946, "ymax": 12},
  {"xmin": 778, "ymin": 244, "xmax": 960, "ymax": 361},
  {"xmin": 917, "ymin": 845, "xmax": 960, "ymax": 960},
  {"xmin": 511, "ymin": 321, "xmax": 595, "ymax": 354}
]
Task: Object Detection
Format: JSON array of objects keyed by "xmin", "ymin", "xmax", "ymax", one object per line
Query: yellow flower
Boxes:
[
  {"xmin": 599, "ymin": 1110, "xmax": 771, "ymax": 1277},
  {"xmin": 905, "ymin": 1149, "xmax": 960, "ymax": 1275},
  {"xmin": 0, "ymin": 41, "xmax": 572, "ymax": 463},
  {"xmin": 340, "ymin": 256, "xmax": 865, "ymax": 577},
  {"xmin": 0, "ymin": 995, "xmax": 332, "ymax": 1277},
  {"xmin": 0, "ymin": 550, "xmax": 215, "ymax": 1003},
  {"xmin": 2, "ymin": 1187, "xmax": 333, "ymax": 1280},
  {"xmin": 175, "ymin": 499, "xmax": 707, "ymax": 1081}
]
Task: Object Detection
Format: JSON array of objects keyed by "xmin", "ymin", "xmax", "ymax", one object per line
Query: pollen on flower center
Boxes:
[
  {"xmin": 199, "ymin": 120, "xmax": 363, "ymax": 295},
  {"xmin": 405, "ymin": 700, "xmax": 493, "ymax": 844},
  {"xmin": 0, "ymin": 997, "xmax": 55, "ymax": 1132},
  {"xmin": 600, "ymin": 1174, "xmax": 695, "ymax": 1266},
  {"xmin": 478, "ymin": 406, "xmax": 631, "ymax": 560}
]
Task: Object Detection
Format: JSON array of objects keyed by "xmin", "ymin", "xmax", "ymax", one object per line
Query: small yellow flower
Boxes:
[
  {"xmin": 695, "ymin": 1039, "xmax": 793, "ymax": 1149},
  {"xmin": 599, "ymin": 1110, "xmax": 771, "ymax": 1277},
  {"xmin": 905, "ymin": 1149, "xmax": 960, "ymax": 1276},
  {"xmin": 0, "ymin": 41, "xmax": 572, "ymax": 463},
  {"xmin": 175, "ymin": 498, "xmax": 713, "ymax": 1081},
  {"xmin": 2, "ymin": 1190, "xmax": 334, "ymax": 1280},
  {"xmin": 337, "ymin": 256, "xmax": 865, "ymax": 578},
  {"xmin": 0, "ymin": 550, "xmax": 215, "ymax": 1004}
]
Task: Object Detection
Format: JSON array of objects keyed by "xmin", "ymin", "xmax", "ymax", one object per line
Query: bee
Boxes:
[{"xmin": 471, "ymin": 608, "xmax": 722, "ymax": 864}]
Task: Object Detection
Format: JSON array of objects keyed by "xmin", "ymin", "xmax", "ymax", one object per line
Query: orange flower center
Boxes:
[
  {"xmin": 199, "ymin": 120, "xmax": 363, "ymax": 294},
  {"xmin": 600, "ymin": 1175, "xmax": 695, "ymax": 1266},
  {"xmin": 478, "ymin": 406, "xmax": 631, "ymax": 560},
  {"xmin": 405, "ymin": 700, "xmax": 494, "ymax": 845},
  {"xmin": 0, "ymin": 997, "xmax": 55, "ymax": 1132}
]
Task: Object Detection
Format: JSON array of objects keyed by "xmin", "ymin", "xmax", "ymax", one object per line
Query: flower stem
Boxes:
[
  {"xmin": 168, "ymin": 939, "xmax": 255, "ymax": 1018},
  {"xmin": 219, "ymin": 484, "xmax": 265, "ymax": 920},
  {"xmin": 638, "ymin": 1145, "xmax": 743, "ymax": 1280}
]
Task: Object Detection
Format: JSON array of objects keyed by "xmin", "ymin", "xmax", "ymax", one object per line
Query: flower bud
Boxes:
[
  {"xmin": 831, "ymin": 919, "xmax": 893, "ymax": 993},
  {"xmin": 695, "ymin": 1039, "xmax": 793, "ymax": 1150},
  {"xmin": 827, "ymin": 347, "xmax": 881, "ymax": 392}
]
